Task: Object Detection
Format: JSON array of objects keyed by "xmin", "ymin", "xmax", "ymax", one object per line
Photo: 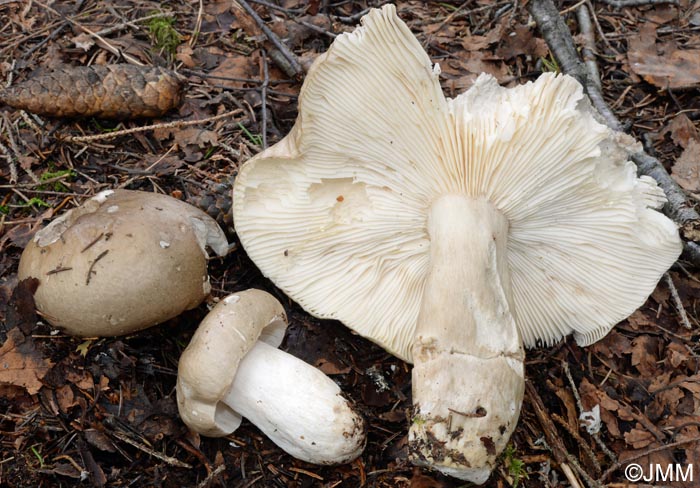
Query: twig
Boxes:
[
  {"xmin": 261, "ymin": 49, "xmax": 269, "ymax": 149},
  {"xmin": 248, "ymin": 0, "xmax": 305, "ymax": 15},
  {"xmin": 2, "ymin": 113, "xmax": 40, "ymax": 183},
  {"xmin": 85, "ymin": 250, "xmax": 109, "ymax": 285},
  {"xmin": 297, "ymin": 20, "xmax": 337, "ymax": 38},
  {"xmin": 528, "ymin": 0, "xmax": 700, "ymax": 266},
  {"xmin": 191, "ymin": 0, "xmax": 204, "ymax": 47},
  {"xmin": 576, "ymin": 3, "xmax": 600, "ymax": 90},
  {"xmin": 92, "ymin": 12, "xmax": 170, "ymax": 38},
  {"xmin": 64, "ymin": 108, "xmax": 243, "ymax": 143},
  {"xmin": 34, "ymin": 0, "xmax": 145, "ymax": 66},
  {"xmin": 526, "ymin": 381, "xmax": 598, "ymax": 487},
  {"xmin": 81, "ymin": 233, "xmax": 105, "ymax": 253},
  {"xmin": 598, "ymin": 436, "xmax": 700, "ymax": 483},
  {"xmin": 0, "ymin": 140, "xmax": 16, "ymax": 183},
  {"xmin": 598, "ymin": 0, "xmax": 679, "ymax": 7},
  {"xmin": 552, "ymin": 413, "xmax": 602, "ymax": 475},
  {"xmin": 196, "ymin": 464, "xmax": 226, "ymax": 488},
  {"xmin": 527, "ymin": 0, "xmax": 619, "ymax": 129},
  {"xmin": 664, "ymin": 272, "xmax": 693, "ymax": 329},
  {"xmin": 111, "ymin": 431, "xmax": 192, "ymax": 468},
  {"xmin": 235, "ymin": 0, "xmax": 304, "ymax": 78},
  {"xmin": 562, "ymin": 362, "xmax": 618, "ymax": 464}
]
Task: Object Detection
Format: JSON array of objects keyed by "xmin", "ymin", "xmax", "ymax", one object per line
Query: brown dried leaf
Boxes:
[
  {"xmin": 495, "ymin": 24, "xmax": 548, "ymax": 60},
  {"xmin": 553, "ymin": 384, "xmax": 578, "ymax": 428},
  {"xmin": 85, "ymin": 429, "xmax": 117, "ymax": 452},
  {"xmin": 66, "ymin": 368, "xmax": 94, "ymax": 391},
  {"xmin": 624, "ymin": 425, "xmax": 655, "ymax": 449},
  {"xmin": 665, "ymin": 113, "xmax": 699, "ymax": 148},
  {"xmin": 315, "ymin": 357, "xmax": 351, "ymax": 375},
  {"xmin": 627, "ymin": 24, "xmax": 700, "ymax": 89},
  {"xmin": 580, "ymin": 378, "xmax": 635, "ymax": 437},
  {"xmin": 666, "ymin": 342, "xmax": 691, "ymax": 369},
  {"xmin": 174, "ymin": 128, "xmax": 218, "ymax": 148},
  {"xmin": 56, "ymin": 384, "xmax": 78, "ymax": 413},
  {"xmin": 72, "ymin": 33, "xmax": 95, "ymax": 51},
  {"xmin": 0, "ymin": 65, "xmax": 184, "ymax": 119},
  {"xmin": 0, "ymin": 328, "xmax": 53, "ymax": 394},
  {"xmin": 209, "ymin": 52, "xmax": 260, "ymax": 89},
  {"xmin": 671, "ymin": 139, "xmax": 700, "ymax": 192},
  {"xmin": 5, "ymin": 277, "xmax": 39, "ymax": 335},
  {"xmin": 631, "ymin": 335, "xmax": 659, "ymax": 376}
]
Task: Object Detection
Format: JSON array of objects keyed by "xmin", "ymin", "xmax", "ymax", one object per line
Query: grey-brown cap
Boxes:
[{"xmin": 18, "ymin": 189, "xmax": 228, "ymax": 336}]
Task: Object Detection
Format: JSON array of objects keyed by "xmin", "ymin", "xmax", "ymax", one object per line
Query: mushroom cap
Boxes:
[
  {"xmin": 18, "ymin": 189, "xmax": 228, "ymax": 337},
  {"xmin": 232, "ymin": 6, "xmax": 682, "ymax": 362},
  {"xmin": 176, "ymin": 289, "xmax": 287, "ymax": 437}
]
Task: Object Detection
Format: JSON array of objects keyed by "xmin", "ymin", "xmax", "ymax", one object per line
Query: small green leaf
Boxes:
[{"xmin": 76, "ymin": 340, "xmax": 92, "ymax": 357}]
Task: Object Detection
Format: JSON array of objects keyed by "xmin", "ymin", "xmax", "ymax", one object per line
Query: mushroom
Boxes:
[
  {"xmin": 18, "ymin": 189, "xmax": 228, "ymax": 337},
  {"xmin": 176, "ymin": 289, "xmax": 366, "ymax": 465},
  {"xmin": 231, "ymin": 5, "xmax": 682, "ymax": 483}
]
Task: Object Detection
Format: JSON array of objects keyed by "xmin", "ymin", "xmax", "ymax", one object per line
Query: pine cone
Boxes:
[
  {"xmin": 187, "ymin": 178, "xmax": 234, "ymax": 232},
  {"xmin": 0, "ymin": 64, "xmax": 184, "ymax": 119}
]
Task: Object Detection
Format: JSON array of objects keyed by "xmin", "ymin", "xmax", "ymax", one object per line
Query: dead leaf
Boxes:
[
  {"xmin": 496, "ymin": 24, "xmax": 548, "ymax": 60},
  {"xmin": 174, "ymin": 128, "xmax": 218, "ymax": 148},
  {"xmin": 85, "ymin": 429, "xmax": 117, "ymax": 452},
  {"xmin": 5, "ymin": 277, "xmax": 39, "ymax": 335},
  {"xmin": 72, "ymin": 33, "xmax": 95, "ymax": 51},
  {"xmin": 0, "ymin": 328, "xmax": 53, "ymax": 395},
  {"xmin": 624, "ymin": 425, "xmax": 655, "ymax": 449},
  {"xmin": 209, "ymin": 52, "xmax": 261, "ymax": 89},
  {"xmin": 65, "ymin": 368, "xmax": 94, "ymax": 391},
  {"xmin": 56, "ymin": 384, "xmax": 78, "ymax": 413},
  {"xmin": 627, "ymin": 24, "xmax": 700, "ymax": 89},
  {"xmin": 665, "ymin": 113, "xmax": 699, "ymax": 148},
  {"xmin": 671, "ymin": 139, "xmax": 700, "ymax": 192},
  {"xmin": 176, "ymin": 45, "xmax": 196, "ymax": 68},
  {"xmin": 315, "ymin": 357, "xmax": 351, "ymax": 375},
  {"xmin": 631, "ymin": 335, "xmax": 659, "ymax": 376}
]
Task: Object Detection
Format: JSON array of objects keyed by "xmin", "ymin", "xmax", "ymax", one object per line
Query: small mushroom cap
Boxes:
[
  {"xmin": 176, "ymin": 289, "xmax": 287, "ymax": 437},
  {"xmin": 232, "ymin": 5, "xmax": 682, "ymax": 362},
  {"xmin": 18, "ymin": 189, "xmax": 228, "ymax": 336}
]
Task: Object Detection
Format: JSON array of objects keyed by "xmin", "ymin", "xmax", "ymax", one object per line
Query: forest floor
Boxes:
[{"xmin": 1, "ymin": 0, "xmax": 700, "ymax": 487}]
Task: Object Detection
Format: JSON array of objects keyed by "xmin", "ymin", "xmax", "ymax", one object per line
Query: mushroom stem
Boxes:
[
  {"xmin": 409, "ymin": 195, "xmax": 525, "ymax": 483},
  {"xmin": 225, "ymin": 340, "xmax": 365, "ymax": 465}
]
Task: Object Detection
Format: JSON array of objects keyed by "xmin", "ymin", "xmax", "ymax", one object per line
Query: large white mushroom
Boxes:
[
  {"xmin": 18, "ymin": 189, "xmax": 228, "ymax": 337},
  {"xmin": 176, "ymin": 289, "xmax": 366, "ymax": 465},
  {"xmin": 231, "ymin": 5, "xmax": 682, "ymax": 483}
]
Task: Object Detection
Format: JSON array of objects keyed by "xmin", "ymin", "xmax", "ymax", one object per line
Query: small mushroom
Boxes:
[
  {"xmin": 18, "ymin": 189, "xmax": 228, "ymax": 337},
  {"xmin": 231, "ymin": 5, "xmax": 682, "ymax": 483},
  {"xmin": 176, "ymin": 289, "xmax": 366, "ymax": 465}
]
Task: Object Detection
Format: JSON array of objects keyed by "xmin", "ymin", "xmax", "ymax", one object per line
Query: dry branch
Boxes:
[{"xmin": 234, "ymin": 0, "xmax": 304, "ymax": 79}]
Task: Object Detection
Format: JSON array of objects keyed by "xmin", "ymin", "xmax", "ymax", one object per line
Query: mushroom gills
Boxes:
[
  {"xmin": 223, "ymin": 340, "xmax": 366, "ymax": 465},
  {"xmin": 409, "ymin": 194, "xmax": 525, "ymax": 483}
]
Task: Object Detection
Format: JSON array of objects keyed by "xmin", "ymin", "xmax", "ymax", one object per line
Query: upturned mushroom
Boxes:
[
  {"xmin": 176, "ymin": 289, "xmax": 366, "ymax": 465},
  {"xmin": 18, "ymin": 189, "xmax": 228, "ymax": 337},
  {"xmin": 231, "ymin": 5, "xmax": 682, "ymax": 483}
]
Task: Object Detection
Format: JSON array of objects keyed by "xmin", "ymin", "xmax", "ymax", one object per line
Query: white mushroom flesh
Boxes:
[
  {"xmin": 224, "ymin": 340, "xmax": 365, "ymax": 465},
  {"xmin": 410, "ymin": 196, "xmax": 523, "ymax": 482}
]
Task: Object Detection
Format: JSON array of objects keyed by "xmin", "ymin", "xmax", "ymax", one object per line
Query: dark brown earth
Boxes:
[{"xmin": 1, "ymin": 1, "xmax": 700, "ymax": 487}]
